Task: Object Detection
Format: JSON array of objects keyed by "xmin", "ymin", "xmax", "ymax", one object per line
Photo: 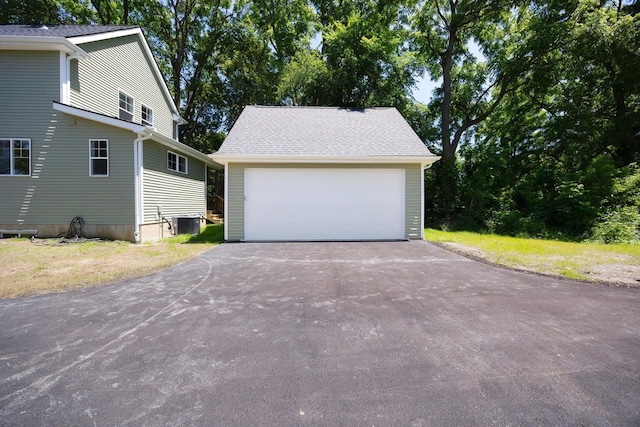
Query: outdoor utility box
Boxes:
[{"xmin": 172, "ymin": 215, "xmax": 200, "ymax": 235}]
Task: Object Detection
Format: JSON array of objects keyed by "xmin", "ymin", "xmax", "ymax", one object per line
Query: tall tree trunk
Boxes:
[{"xmin": 440, "ymin": 17, "xmax": 457, "ymax": 210}]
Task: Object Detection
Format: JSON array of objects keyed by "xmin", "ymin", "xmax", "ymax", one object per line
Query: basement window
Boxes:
[
  {"xmin": 167, "ymin": 151, "xmax": 187, "ymax": 174},
  {"xmin": 0, "ymin": 139, "xmax": 31, "ymax": 176},
  {"xmin": 89, "ymin": 139, "xmax": 109, "ymax": 176}
]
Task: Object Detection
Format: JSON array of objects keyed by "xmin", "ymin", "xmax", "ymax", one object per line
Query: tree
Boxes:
[
  {"xmin": 413, "ymin": 0, "xmax": 589, "ymax": 221},
  {"xmin": 455, "ymin": 0, "xmax": 640, "ymax": 237},
  {"xmin": 277, "ymin": 0, "xmax": 417, "ymax": 109}
]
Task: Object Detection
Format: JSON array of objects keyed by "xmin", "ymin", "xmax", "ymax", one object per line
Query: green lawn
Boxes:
[{"xmin": 424, "ymin": 228, "xmax": 640, "ymax": 285}]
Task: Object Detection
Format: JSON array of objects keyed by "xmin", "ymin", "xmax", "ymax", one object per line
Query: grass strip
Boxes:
[{"xmin": 424, "ymin": 228, "xmax": 640, "ymax": 285}]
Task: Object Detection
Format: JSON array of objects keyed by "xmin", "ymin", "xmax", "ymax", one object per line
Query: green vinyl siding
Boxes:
[
  {"xmin": 1, "ymin": 118, "xmax": 135, "ymax": 225},
  {"xmin": 405, "ymin": 164, "xmax": 423, "ymax": 239},
  {"xmin": 226, "ymin": 163, "xmax": 423, "ymax": 241},
  {"xmin": 227, "ymin": 164, "xmax": 245, "ymax": 241},
  {"xmin": 142, "ymin": 140, "xmax": 206, "ymax": 223},
  {"xmin": 0, "ymin": 50, "xmax": 59, "ymax": 139},
  {"xmin": 70, "ymin": 34, "xmax": 175, "ymax": 138},
  {"xmin": 1, "ymin": 50, "xmax": 134, "ymax": 227}
]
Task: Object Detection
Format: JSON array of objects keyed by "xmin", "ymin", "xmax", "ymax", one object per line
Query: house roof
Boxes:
[
  {"xmin": 213, "ymin": 106, "xmax": 439, "ymax": 164},
  {"xmin": 0, "ymin": 24, "xmax": 135, "ymax": 38}
]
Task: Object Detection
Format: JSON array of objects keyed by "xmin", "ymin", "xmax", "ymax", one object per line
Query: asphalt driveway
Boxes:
[{"xmin": 0, "ymin": 241, "xmax": 639, "ymax": 426}]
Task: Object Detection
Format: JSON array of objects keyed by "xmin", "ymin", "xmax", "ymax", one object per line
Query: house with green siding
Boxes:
[
  {"xmin": 0, "ymin": 25, "xmax": 218, "ymax": 242},
  {"xmin": 212, "ymin": 106, "xmax": 440, "ymax": 241}
]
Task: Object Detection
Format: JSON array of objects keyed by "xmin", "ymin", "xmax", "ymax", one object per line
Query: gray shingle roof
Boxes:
[
  {"xmin": 217, "ymin": 106, "xmax": 436, "ymax": 158},
  {"xmin": 0, "ymin": 24, "xmax": 136, "ymax": 38}
]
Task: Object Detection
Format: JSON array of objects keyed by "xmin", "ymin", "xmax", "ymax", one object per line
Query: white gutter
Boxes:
[
  {"xmin": 134, "ymin": 131, "xmax": 152, "ymax": 243},
  {"xmin": 0, "ymin": 36, "xmax": 89, "ymax": 59}
]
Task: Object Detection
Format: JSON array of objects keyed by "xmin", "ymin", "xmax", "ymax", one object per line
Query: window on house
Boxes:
[
  {"xmin": 141, "ymin": 104, "xmax": 153, "ymax": 126},
  {"xmin": 90, "ymin": 139, "xmax": 109, "ymax": 176},
  {"xmin": 119, "ymin": 91, "xmax": 134, "ymax": 121},
  {"xmin": 0, "ymin": 139, "xmax": 31, "ymax": 176},
  {"xmin": 167, "ymin": 151, "xmax": 187, "ymax": 174}
]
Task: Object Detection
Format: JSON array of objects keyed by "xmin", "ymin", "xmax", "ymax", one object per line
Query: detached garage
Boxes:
[{"xmin": 211, "ymin": 106, "xmax": 439, "ymax": 242}]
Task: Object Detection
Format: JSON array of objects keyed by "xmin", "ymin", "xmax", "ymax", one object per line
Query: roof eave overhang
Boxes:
[
  {"xmin": 53, "ymin": 102, "xmax": 220, "ymax": 168},
  {"xmin": 210, "ymin": 155, "xmax": 441, "ymax": 167},
  {"xmin": 0, "ymin": 36, "xmax": 89, "ymax": 59}
]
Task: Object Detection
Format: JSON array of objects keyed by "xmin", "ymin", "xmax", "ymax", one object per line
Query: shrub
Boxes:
[{"xmin": 590, "ymin": 206, "xmax": 640, "ymax": 244}]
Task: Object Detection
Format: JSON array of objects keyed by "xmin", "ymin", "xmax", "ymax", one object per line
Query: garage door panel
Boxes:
[{"xmin": 245, "ymin": 168, "xmax": 405, "ymax": 241}]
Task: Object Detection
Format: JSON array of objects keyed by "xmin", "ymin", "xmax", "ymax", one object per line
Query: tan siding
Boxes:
[
  {"xmin": 70, "ymin": 35, "xmax": 175, "ymax": 138},
  {"xmin": 227, "ymin": 163, "xmax": 423, "ymax": 240},
  {"xmin": 142, "ymin": 140, "xmax": 206, "ymax": 223}
]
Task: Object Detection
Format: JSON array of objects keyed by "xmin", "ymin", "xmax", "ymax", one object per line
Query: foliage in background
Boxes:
[
  {"xmin": 426, "ymin": 0, "xmax": 639, "ymax": 242},
  {"xmin": 590, "ymin": 164, "xmax": 640, "ymax": 243}
]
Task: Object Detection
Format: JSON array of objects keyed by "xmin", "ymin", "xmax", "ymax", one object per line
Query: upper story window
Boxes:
[
  {"xmin": 119, "ymin": 91, "xmax": 134, "ymax": 121},
  {"xmin": 89, "ymin": 139, "xmax": 109, "ymax": 177},
  {"xmin": 167, "ymin": 151, "xmax": 187, "ymax": 174},
  {"xmin": 0, "ymin": 139, "xmax": 31, "ymax": 176},
  {"xmin": 141, "ymin": 104, "xmax": 154, "ymax": 126}
]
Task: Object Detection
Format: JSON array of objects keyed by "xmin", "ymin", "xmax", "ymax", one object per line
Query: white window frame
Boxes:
[
  {"xmin": 118, "ymin": 90, "xmax": 134, "ymax": 121},
  {"xmin": 167, "ymin": 150, "xmax": 187, "ymax": 174},
  {"xmin": 89, "ymin": 139, "xmax": 109, "ymax": 177},
  {"xmin": 141, "ymin": 104, "xmax": 154, "ymax": 126},
  {"xmin": 0, "ymin": 138, "xmax": 31, "ymax": 176}
]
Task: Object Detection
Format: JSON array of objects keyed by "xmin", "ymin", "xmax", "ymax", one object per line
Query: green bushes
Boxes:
[
  {"xmin": 590, "ymin": 206, "xmax": 640, "ymax": 244},
  {"xmin": 590, "ymin": 165, "xmax": 640, "ymax": 244}
]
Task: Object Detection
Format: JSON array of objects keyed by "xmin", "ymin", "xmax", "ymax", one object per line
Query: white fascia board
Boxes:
[
  {"xmin": 66, "ymin": 28, "xmax": 141, "ymax": 45},
  {"xmin": 0, "ymin": 36, "xmax": 89, "ymax": 59},
  {"xmin": 69, "ymin": 28, "xmax": 185, "ymax": 123},
  {"xmin": 210, "ymin": 155, "xmax": 441, "ymax": 167},
  {"xmin": 53, "ymin": 102, "xmax": 146, "ymax": 133}
]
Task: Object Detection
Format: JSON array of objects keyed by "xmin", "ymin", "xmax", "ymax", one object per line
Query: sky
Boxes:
[
  {"xmin": 412, "ymin": 75, "xmax": 440, "ymax": 105},
  {"xmin": 411, "ymin": 39, "xmax": 484, "ymax": 105}
]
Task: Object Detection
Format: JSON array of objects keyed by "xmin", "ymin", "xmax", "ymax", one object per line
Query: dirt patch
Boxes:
[{"xmin": 583, "ymin": 263, "xmax": 640, "ymax": 286}]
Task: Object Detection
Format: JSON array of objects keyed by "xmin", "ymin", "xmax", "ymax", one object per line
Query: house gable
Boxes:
[{"xmin": 70, "ymin": 33, "xmax": 177, "ymax": 139}]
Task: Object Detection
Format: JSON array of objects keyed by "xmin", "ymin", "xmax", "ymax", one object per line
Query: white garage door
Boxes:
[{"xmin": 244, "ymin": 168, "xmax": 405, "ymax": 241}]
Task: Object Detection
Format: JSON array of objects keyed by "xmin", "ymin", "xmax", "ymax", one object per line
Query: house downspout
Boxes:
[{"xmin": 134, "ymin": 132, "xmax": 152, "ymax": 243}]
